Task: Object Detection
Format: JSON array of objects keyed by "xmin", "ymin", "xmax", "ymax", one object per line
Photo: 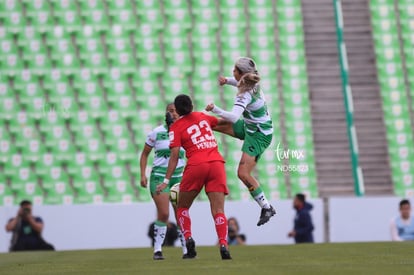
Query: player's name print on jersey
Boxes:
[{"xmin": 187, "ymin": 120, "xmax": 218, "ymax": 150}]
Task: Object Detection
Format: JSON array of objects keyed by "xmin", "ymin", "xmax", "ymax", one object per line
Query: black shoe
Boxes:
[
  {"xmin": 182, "ymin": 253, "xmax": 192, "ymax": 259},
  {"xmin": 220, "ymin": 245, "xmax": 232, "ymax": 260},
  {"xmin": 184, "ymin": 237, "xmax": 197, "ymax": 259},
  {"xmin": 153, "ymin": 251, "xmax": 164, "ymax": 260},
  {"xmin": 257, "ymin": 205, "xmax": 276, "ymax": 226}
]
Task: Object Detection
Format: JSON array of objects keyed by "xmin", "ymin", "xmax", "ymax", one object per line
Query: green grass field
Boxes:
[{"xmin": 0, "ymin": 242, "xmax": 413, "ymax": 275}]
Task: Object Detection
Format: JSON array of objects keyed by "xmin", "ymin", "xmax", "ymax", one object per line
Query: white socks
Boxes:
[
  {"xmin": 254, "ymin": 192, "xmax": 271, "ymax": 209},
  {"xmin": 178, "ymin": 228, "xmax": 188, "ymax": 255},
  {"xmin": 153, "ymin": 222, "xmax": 167, "ymax": 253}
]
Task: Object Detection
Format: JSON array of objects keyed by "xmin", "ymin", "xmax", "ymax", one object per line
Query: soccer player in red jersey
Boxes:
[{"xmin": 156, "ymin": 94, "xmax": 231, "ymax": 260}]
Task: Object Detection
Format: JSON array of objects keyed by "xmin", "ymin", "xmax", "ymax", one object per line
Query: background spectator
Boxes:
[
  {"xmin": 227, "ymin": 217, "xmax": 246, "ymax": 245},
  {"xmin": 5, "ymin": 200, "xmax": 54, "ymax": 252},
  {"xmin": 288, "ymin": 193, "xmax": 314, "ymax": 244},
  {"xmin": 390, "ymin": 199, "xmax": 414, "ymax": 241}
]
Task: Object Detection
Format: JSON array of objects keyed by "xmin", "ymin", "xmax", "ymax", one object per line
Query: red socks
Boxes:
[
  {"xmin": 177, "ymin": 208, "xmax": 192, "ymax": 239},
  {"xmin": 214, "ymin": 213, "xmax": 228, "ymax": 246},
  {"xmin": 177, "ymin": 208, "xmax": 228, "ymax": 247}
]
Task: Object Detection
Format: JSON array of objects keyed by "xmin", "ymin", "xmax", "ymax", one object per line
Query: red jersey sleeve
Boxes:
[{"xmin": 169, "ymin": 123, "xmax": 181, "ymax": 148}]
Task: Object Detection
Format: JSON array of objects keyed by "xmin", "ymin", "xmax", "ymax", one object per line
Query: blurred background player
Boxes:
[
  {"xmin": 288, "ymin": 193, "xmax": 314, "ymax": 244},
  {"xmin": 205, "ymin": 57, "xmax": 276, "ymax": 226},
  {"xmin": 157, "ymin": 94, "xmax": 232, "ymax": 260},
  {"xmin": 390, "ymin": 199, "xmax": 414, "ymax": 241},
  {"xmin": 140, "ymin": 103, "xmax": 188, "ymax": 260}
]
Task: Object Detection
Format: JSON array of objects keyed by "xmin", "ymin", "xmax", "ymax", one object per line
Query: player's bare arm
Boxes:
[
  {"xmin": 139, "ymin": 144, "xmax": 153, "ymax": 188},
  {"xmin": 156, "ymin": 146, "xmax": 180, "ymax": 194}
]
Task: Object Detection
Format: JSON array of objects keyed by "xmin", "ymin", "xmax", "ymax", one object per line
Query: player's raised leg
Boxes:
[{"xmin": 212, "ymin": 120, "xmax": 237, "ymax": 138}]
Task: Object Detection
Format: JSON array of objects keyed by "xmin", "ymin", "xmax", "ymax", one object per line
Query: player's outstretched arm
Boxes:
[
  {"xmin": 207, "ymin": 104, "xmax": 244, "ymax": 123},
  {"xmin": 218, "ymin": 76, "xmax": 227, "ymax": 86},
  {"xmin": 218, "ymin": 76, "xmax": 238, "ymax": 87}
]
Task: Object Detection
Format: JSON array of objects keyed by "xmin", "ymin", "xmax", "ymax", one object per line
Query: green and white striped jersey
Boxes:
[
  {"xmin": 234, "ymin": 88, "xmax": 274, "ymax": 135},
  {"xmin": 145, "ymin": 125, "xmax": 185, "ymax": 178},
  {"xmin": 224, "ymin": 77, "xmax": 273, "ymax": 135}
]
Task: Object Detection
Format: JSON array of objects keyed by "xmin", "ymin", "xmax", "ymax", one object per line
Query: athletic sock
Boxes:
[
  {"xmin": 153, "ymin": 220, "xmax": 167, "ymax": 253},
  {"xmin": 177, "ymin": 208, "xmax": 192, "ymax": 240},
  {"xmin": 177, "ymin": 226, "xmax": 188, "ymax": 254},
  {"xmin": 214, "ymin": 213, "xmax": 228, "ymax": 246},
  {"xmin": 250, "ymin": 187, "xmax": 271, "ymax": 209}
]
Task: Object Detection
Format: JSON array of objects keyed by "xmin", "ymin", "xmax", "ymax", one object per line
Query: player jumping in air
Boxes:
[
  {"xmin": 156, "ymin": 94, "xmax": 232, "ymax": 260},
  {"xmin": 140, "ymin": 103, "xmax": 189, "ymax": 260},
  {"xmin": 205, "ymin": 57, "xmax": 276, "ymax": 226}
]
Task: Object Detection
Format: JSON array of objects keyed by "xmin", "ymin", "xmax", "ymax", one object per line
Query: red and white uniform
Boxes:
[{"xmin": 169, "ymin": 112, "xmax": 228, "ymax": 194}]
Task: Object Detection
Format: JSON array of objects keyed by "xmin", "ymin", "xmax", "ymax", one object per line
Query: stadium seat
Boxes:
[
  {"xmin": 275, "ymin": 0, "xmax": 318, "ymax": 197},
  {"xmin": 137, "ymin": 5, "xmax": 163, "ymax": 30},
  {"xmin": 370, "ymin": 0, "xmax": 414, "ymax": 196},
  {"xmin": 74, "ymin": 180, "xmax": 105, "ymax": 204},
  {"xmin": 103, "ymin": 177, "xmax": 137, "ymax": 203},
  {"xmin": 79, "ymin": 0, "xmax": 110, "ymax": 32},
  {"xmin": 41, "ymin": 166, "xmax": 70, "ymax": 189},
  {"xmin": 71, "ymin": 164, "xmax": 104, "ymax": 204},
  {"xmin": 107, "ymin": 0, "xmax": 136, "ymax": 30},
  {"xmin": 25, "ymin": 0, "xmax": 53, "ymax": 33},
  {"xmin": 43, "ymin": 181, "xmax": 74, "ymax": 205},
  {"xmin": 191, "ymin": 0, "xmax": 219, "ymax": 28},
  {"xmin": 2, "ymin": 7, "xmax": 27, "ymax": 33},
  {"xmin": 52, "ymin": 0, "xmax": 82, "ymax": 33},
  {"xmin": 66, "ymin": 152, "xmax": 94, "ymax": 176},
  {"xmin": 0, "ymin": 0, "xmax": 324, "ymax": 203},
  {"xmin": 99, "ymin": 156, "xmax": 137, "ymax": 203},
  {"xmin": 0, "ymin": 176, "xmax": 15, "ymax": 206},
  {"xmin": 0, "ymin": 27, "xmax": 15, "ymax": 68}
]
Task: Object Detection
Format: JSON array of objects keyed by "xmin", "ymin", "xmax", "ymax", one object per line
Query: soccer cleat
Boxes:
[
  {"xmin": 184, "ymin": 237, "xmax": 197, "ymax": 259},
  {"xmin": 182, "ymin": 253, "xmax": 192, "ymax": 259},
  {"xmin": 153, "ymin": 251, "xmax": 165, "ymax": 260},
  {"xmin": 220, "ymin": 245, "xmax": 232, "ymax": 260},
  {"xmin": 257, "ymin": 205, "xmax": 276, "ymax": 226}
]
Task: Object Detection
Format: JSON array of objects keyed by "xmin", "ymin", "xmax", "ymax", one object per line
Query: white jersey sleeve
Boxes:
[
  {"xmin": 145, "ymin": 129, "xmax": 157, "ymax": 147},
  {"xmin": 234, "ymin": 92, "xmax": 252, "ymax": 109},
  {"xmin": 225, "ymin": 77, "xmax": 238, "ymax": 87},
  {"xmin": 211, "ymin": 104, "xmax": 245, "ymax": 123}
]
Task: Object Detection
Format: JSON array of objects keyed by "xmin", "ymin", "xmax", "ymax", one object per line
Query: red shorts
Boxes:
[{"xmin": 180, "ymin": 161, "xmax": 228, "ymax": 195}]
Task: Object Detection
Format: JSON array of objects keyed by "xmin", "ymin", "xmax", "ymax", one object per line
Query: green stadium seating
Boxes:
[
  {"xmin": 79, "ymin": 0, "xmax": 109, "ymax": 32},
  {"xmin": 0, "ymin": 174, "xmax": 15, "ymax": 206},
  {"xmin": 370, "ymin": 0, "xmax": 414, "ymax": 196},
  {"xmin": 107, "ymin": 0, "xmax": 136, "ymax": 30},
  {"xmin": 52, "ymin": 0, "xmax": 82, "ymax": 33},
  {"xmin": 0, "ymin": 0, "xmax": 323, "ymax": 204},
  {"xmin": 2, "ymin": 6, "xmax": 27, "ymax": 33},
  {"xmin": 276, "ymin": 0, "xmax": 318, "ymax": 197},
  {"xmin": 71, "ymin": 163, "xmax": 104, "ymax": 204},
  {"xmin": 24, "ymin": 0, "xmax": 53, "ymax": 33}
]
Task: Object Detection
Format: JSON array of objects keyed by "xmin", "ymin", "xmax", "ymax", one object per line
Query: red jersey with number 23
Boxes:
[{"xmin": 169, "ymin": 112, "xmax": 224, "ymax": 166}]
